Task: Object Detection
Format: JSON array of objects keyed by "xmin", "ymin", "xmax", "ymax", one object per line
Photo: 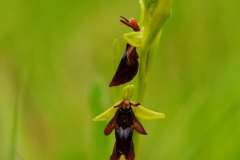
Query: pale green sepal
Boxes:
[
  {"xmin": 132, "ymin": 105, "xmax": 165, "ymax": 120},
  {"xmin": 92, "ymin": 101, "xmax": 121, "ymax": 121},
  {"xmin": 122, "ymin": 85, "xmax": 135, "ymax": 100},
  {"xmin": 123, "ymin": 32, "xmax": 142, "ymax": 47}
]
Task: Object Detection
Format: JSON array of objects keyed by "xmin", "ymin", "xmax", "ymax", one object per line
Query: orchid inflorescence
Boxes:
[{"xmin": 93, "ymin": 0, "xmax": 172, "ymax": 159}]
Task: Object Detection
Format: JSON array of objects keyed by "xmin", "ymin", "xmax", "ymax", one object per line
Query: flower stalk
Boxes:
[{"xmin": 93, "ymin": 0, "xmax": 172, "ymax": 159}]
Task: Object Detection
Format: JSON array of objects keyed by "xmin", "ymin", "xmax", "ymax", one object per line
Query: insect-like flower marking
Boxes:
[
  {"xmin": 104, "ymin": 100, "xmax": 147, "ymax": 160},
  {"xmin": 93, "ymin": 85, "xmax": 165, "ymax": 160},
  {"xmin": 109, "ymin": 17, "xmax": 141, "ymax": 87}
]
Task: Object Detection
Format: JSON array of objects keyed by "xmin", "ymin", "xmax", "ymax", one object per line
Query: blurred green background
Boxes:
[{"xmin": 1, "ymin": 0, "xmax": 240, "ymax": 159}]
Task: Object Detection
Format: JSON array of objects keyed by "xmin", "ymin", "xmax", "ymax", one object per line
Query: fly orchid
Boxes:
[
  {"xmin": 109, "ymin": 17, "xmax": 141, "ymax": 87},
  {"xmin": 93, "ymin": 85, "xmax": 165, "ymax": 160}
]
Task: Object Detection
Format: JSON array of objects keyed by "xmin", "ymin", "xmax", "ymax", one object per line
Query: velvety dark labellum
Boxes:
[
  {"xmin": 109, "ymin": 44, "xmax": 139, "ymax": 87},
  {"xmin": 104, "ymin": 100, "xmax": 147, "ymax": 160}
]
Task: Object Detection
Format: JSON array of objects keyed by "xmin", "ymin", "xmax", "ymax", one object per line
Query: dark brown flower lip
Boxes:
[
  {"xmin": 120, "ymin": 16, "xmax": 140, "ymax": 31},
  {"xmin": 108, "ymin": 44, "xmax": 139, "ymax": 87}
]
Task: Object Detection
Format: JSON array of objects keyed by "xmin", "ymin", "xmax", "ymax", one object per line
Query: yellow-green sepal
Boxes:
[
  {"xmin": 123, "ymin": 31, "xmax": 142, "ymax": 47},
  {"xmin": 122, "ymin": 85, "xmax": 135, "ymax": 100},
  {"xmin": 132, "ymin": 104, "xmax": 165, "ymax": 120},
  {"xmin": 92, "ymin": 101, "xmax": 120, "ymax": 121}
]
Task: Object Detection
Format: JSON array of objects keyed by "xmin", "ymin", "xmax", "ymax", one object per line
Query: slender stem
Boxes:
[
  {"xmin": 137, "ymin": 47, "xmax": 148, "ymax": 103},
  {"xmin": 134, "ymin": 44, "xmax": 148, "ymax": 160},
  {"xmin": 133, "ymin": 132, "xmax": 141, "ymax": 160},
  {"xmin": 134, "ymin": 2, "xmax": 149, "ymax": 159}
]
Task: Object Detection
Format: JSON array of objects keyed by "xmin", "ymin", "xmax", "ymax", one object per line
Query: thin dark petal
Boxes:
[
  {"xmin": 109, "ymin": 44, "xmax": 139, "ymax": 87},
  {"xmin": 120, "ymin": 16, "xmax": 140, "ymax": 31},
  {"xmin": 131, "ymin": 102, "xmax": 140, "ymax": 107}
]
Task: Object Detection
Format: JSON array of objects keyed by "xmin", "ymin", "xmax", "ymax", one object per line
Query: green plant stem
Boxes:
[
  {"xmin": 134, "ymin": 46, "xmax": 148, "ymax": 160},
  {"xmin": 135, "ymin": 19, "xmax": 162, "ymax": 160},
  {"xmin": 134, "ymin": 6, "xmax": 149, "ymax": 156},
  {"xmin": 133, "ymin": 131, "xmax": 141, "ymax": 160},
  {"xmin": 137, "ymin": 44, "xmax": 151, "ymax": 103}
]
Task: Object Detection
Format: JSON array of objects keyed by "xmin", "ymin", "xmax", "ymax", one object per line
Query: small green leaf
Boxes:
[
  {"xmin": 123, "ymin": 31, "xmax": 142, "ymax": 47},
  {"xmin": 132, "ymin": 104, "xmax": 165, "ymax": 120},
  {"xmin": 92, "ymin": 101, "xmax": 120, "ymax": 121},
  {"xmin": 122, "ymin": 85, "xmax": 135, "ymax": 100}
]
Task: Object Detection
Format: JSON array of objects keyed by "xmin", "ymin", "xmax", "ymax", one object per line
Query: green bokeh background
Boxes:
[{"xmin": 1, "ymin": 0, "xmax": 240, "ymax": 159}]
